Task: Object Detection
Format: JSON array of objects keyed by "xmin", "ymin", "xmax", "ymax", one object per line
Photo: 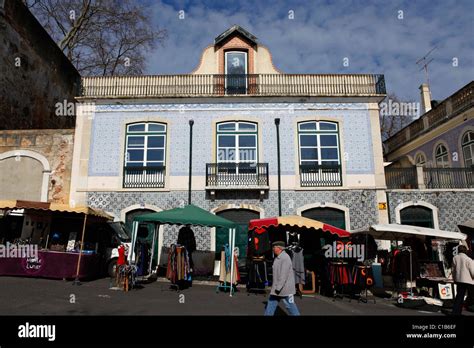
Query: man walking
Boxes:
[
  {"xmin": 264, "ymin": 241, "xmax": 300, "ymax": 316},
  {"xmin": 451, "ymin": 245, "xmax": 474, "ymax": 315}
]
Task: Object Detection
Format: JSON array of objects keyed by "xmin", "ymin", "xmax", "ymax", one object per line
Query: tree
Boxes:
[
  {"xmin": 379, "ymin": 93, "xmax": 419, "ymax": 141},
  {"xmin": 26, "ymin": 0, "xmax": 166, "ymax": 76}
]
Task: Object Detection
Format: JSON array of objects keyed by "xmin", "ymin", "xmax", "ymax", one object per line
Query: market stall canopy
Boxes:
[
  {"xmin": 133, "ymin": 204, "xmax": 237, "ymax": 228},
  {"xmin": 248, "ymin": 215, "xmax": 350, "ymax": 237},
  {"xmin": 458, "ymin": 219, "xmax": 474, "ymax": 234},
  {"xmin": 0, "ymin": 200, "xmax": 112, "ymax": 220},
  {"xmin": 352, "ymin": 224, "xmax": 467, "ymax": 241}
]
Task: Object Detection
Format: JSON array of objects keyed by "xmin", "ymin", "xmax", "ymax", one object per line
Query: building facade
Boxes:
[
  {"xmin": 71, "ymin": 26, "xmax": 388, "ymax": 256},
  {"xmin": 384, "ymin": 82, "xmax": 473, "ymax": 231}
]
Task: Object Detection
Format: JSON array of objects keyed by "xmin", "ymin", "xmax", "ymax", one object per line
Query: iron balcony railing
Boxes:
[
  {"xmin": 80, "ymin": 74, "xmax": 386, "ymax": 98},
  {"xmin": 385, "ymin": 167, "xmax": 419, "ymax": 189},
  {"xmin": 123, "ymin": 166, "xmax": 165, "ymax": 188},
  {"xmin": 424, "ymin": 167, "xmax": 474, "ymax": 189},
  {"xmin": 206, "ymin": 163, "xmax": 269, "ymax": 188},
  {"xmin": 299, "ymin": 164, "xmax": 342, "ymax": 187}
]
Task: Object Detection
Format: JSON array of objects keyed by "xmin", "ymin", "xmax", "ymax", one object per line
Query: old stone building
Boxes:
[{"xmin": 0, "ymin": 0, "xmax": 80, "ymax": 203}]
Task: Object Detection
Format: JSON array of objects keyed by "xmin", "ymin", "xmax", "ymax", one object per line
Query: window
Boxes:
[
  {"xmin": 225, "ymin": 51, "xmax": 247, "ymax": 94},
  {"xmin": 462, "ymin": 131, "xmax": 473, "ymax": 167},
  {"xmin": 415, "ymin": 153, "xmax": 426, "ymax": 166},
  {"xmin": 123, "ymin": 122, "xmax": 166, "ymax": 188},
  {"xmin": 400, "ymin": 206, "xmax": 434, "ymax": 228},
  {"xmin": 435, "ymin": 144, "xmax": 449, "ymax": 168},
  {"xmin": 298, "ymin": 121, "xmax": 342, "ymax": 186},
  {"xmin": 302, "ymin": 207, "xmax": 346, "ymax": 230},
  {"xmin": 217, "ymin": 121, "xmax": 257, "ymax": 168}
]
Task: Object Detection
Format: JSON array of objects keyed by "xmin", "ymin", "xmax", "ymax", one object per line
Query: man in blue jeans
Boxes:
[{"xmin": 264, "ymin": 241, "xmax": 300, "ymax": 316}]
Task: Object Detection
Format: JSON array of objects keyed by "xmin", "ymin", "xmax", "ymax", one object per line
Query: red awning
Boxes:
[{"xmin": 248, "ymin": 215, "xmax": 350, "ymax": 237}]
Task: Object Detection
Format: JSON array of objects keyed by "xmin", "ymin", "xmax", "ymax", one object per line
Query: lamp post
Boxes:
[
  {"xmin": 275, "ymin": 118, "xmax": 282, "ymax": 216},
  {"xmin": 188, "ymin": 119, "xmax": 194, "ymax": 205}
]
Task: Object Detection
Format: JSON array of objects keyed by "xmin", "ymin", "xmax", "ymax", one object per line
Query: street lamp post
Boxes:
[
  {"xmin": 188, "ymin": 119, "xmax": 194, "ymax": 205},
  {"xmin": 275, "ymin": 118, "xmax": 282, "ymax": 216}
]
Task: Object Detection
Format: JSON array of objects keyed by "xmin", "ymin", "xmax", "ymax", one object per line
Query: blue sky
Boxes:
[{"xmin": 145, "ymin": 0, "xmax": 473, "ymax": 101}]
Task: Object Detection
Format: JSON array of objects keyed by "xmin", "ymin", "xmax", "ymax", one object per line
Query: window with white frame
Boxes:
[
  {"xmin": 298, "ymin": 121, "xmax": 340, "ymax": 168},
  {"xmin": 462, "ymin": 131, "xmax": 473, "ymax": 167},
  {"xmin": 216, "ymin": 121, "xmax": 257, "ymax": 168},
  {"xmin": 435, "ymin": 144, "xmax": 449, "ymax": 168},
  {"xmin": 123, "ymin": 122, "xmax": 167, "ymax": 188},
  {"xmin": 415, "ymin": 153, "xmax": 426, "ymax": 166}
]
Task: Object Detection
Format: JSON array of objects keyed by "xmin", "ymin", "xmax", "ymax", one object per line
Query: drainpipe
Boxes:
[
  {"xmin": 275, "ymin": 118, "xmax": 282, "ymax": 216},
  {"xmin": 188, "ymin": 119, "xmax": 194, "ymax": 205}
]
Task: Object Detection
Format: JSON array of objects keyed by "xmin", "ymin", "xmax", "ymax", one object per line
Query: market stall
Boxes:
[
  {"xmin": 129, "ymin": 204, "xmax": 238, "ymax": 296},
  {"xmin": 352, "ymin": 224, "xmax": 467, "ymax": 307},
  {"xmin": 0, "ymin": 200, "xmax": 113, "ymax": 280},
  {"xmin": 247, "ymin": 215, "xmax": 351, "ymax": 297}
]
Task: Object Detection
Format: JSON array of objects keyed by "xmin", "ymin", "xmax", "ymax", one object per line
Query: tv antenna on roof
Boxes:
[{"xmin": 416, "ymin": 46, "xmax": 437, "ymax": 86}]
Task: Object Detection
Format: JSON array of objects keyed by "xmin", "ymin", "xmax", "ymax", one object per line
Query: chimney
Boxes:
[{"xmin": 419, "ymin": 83, "xmax": 432, "ymax": 114}]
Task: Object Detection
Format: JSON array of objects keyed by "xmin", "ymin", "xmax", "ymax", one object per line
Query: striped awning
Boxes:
[
  {"xmin": 0, "ymin": 200, "xmax": 112, "ymax": 220},
  {"xmin": 248, "ymin": 215, "xmax": 350, "ymax": 237}
]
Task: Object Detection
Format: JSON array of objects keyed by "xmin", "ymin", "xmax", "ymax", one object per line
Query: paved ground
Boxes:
[{"xmin": 0, "ymin": 276, "xmax": 471, "ymax": 316}]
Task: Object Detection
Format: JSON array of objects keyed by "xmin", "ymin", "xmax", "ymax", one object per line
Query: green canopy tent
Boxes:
[{"xmin": 130, "ymin": 204, "xmax": 238, "ymax": 296}]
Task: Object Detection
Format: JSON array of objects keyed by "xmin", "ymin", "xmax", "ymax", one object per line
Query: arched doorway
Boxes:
[
  {"xmin": 215, "ymin": 208, "xmax": 260, "ymax": 266},
  {"xmin": 301, "ymin": 207, "xmax": 347, "ymax": 230},
  {"xmin": 0, "ymin": 150, "xmax": 51, "ymax": 202},
  {"xmin": 399, "ymin": 206, "xmax": 434, "ymax": 228}
]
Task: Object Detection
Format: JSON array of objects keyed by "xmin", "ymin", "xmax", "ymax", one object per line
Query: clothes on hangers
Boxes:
[
  {"xmin": 219, "ymin": 244, "xmax": 240, "ymax": 285},
  {"xmin": 290, "ymin": 247, "xmax": 305, "ymax": 285},
  {"xmin": 286, "ymin": 231, "xmax": 300, "ymax": 246},
  {"xmin": 247, "ymin": 256, "xmax": 268, "ymax": 290},
  {"xmin": 352, "ymin": 264, "xmax": 374, "ymax": 288},
  {"xmin": 329, "ymin": 261, "xmax": 352, "ymax": 286},
  {"xmin": 166, "ymin": 244, "xmax": 191, "ymax": 284},
  {"xmin": 248, "ymin": 227, "xmax": 271, "ymax": 256}
]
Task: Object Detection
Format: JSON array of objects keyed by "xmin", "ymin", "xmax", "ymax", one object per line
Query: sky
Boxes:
[{"xmin": 145, "ymin": 0, "xmax": 474, "ymax": 101}]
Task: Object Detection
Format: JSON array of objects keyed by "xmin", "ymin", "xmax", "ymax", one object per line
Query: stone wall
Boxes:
[
  {"xmin": 0, "ymin": 0, "xmax": 80, "ymax": 129},
  {"xmin": 0, "ymin": 129, "xmax": 74, "ymax": 203}
]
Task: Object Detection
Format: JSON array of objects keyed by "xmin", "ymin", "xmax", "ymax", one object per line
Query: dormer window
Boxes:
[{"xmin": 225, "ymin": 51, "xmax": 247, "ymax": 94}]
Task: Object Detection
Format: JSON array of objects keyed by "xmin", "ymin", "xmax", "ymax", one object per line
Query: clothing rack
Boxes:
[
  {"xmin": 246, "ymin": 255, "xmax": 268, "ymax": 295},
  {"xmin": 166, "ymin": 244, "xmax": 191, "ymax": 291},
  {"xmin": 217, "ymin": 244, "xmax": 239, "ymax": 294}
]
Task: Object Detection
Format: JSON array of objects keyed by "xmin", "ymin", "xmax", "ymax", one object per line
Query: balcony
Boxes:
[
  {"xmin": 123, "ymin": 166, "xmax": 165, "ymax": 188},
  {"xmin": 206, "ymin": 163, "xmax": 269, "ymax": 194},
  {"xmin": 299, "ymin": 164, "xmax": 343, "ymax": 187},
  {"xmin": 424, "ymin": 167, "xmax": 474, "ymax": 189},
  {"xmin": 385, "ymin": 167, "xmax": 419, "ymax": 189},
  {"xmin": 80, "ymin": 74, "xmax": 386, "ymax": 98},
  {"xmin": 385, "ymin": 165, "xmax": 474, "ymax": 189}
]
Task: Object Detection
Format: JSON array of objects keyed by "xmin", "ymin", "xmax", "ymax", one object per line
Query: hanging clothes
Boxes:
[
  {"xmin": 247, "ymin": 256, "xmax": 268, "ymax": 290},
  {"xmin": 219, "ymin": 245, "xmax": 240, "ymax": 285},
  {"xmin": 291, "ymin": 248, "xmax": 305, "ymax": 285},
  {"xmin": 166, "ymin": 244, "xmax": 191, "ymax": 285},
  {"xmin": 248, "ymin": 227, "xmax": 271, "ymax": 257},
  {"xmin": 352, "ymin": 264, "xmax": 374, "ymax": 288},
  {"xmin": 329, "ymin": 261, "xmax": 352, "ymax": 286}
]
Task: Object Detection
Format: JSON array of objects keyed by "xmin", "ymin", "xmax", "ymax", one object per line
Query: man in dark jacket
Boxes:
[{"xmin": 264, "ymin": 241, "xmax": 300, "ymax": 316}]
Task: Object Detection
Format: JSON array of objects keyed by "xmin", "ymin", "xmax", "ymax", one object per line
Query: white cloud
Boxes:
[{"xmin": 146, "ymin": 0, "xmax": 474, "ymax": 101}]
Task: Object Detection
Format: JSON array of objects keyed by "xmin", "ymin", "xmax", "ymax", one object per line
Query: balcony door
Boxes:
[{"xmin": 225, "ymin": 51, "xmax": 247, "ymax": 94}]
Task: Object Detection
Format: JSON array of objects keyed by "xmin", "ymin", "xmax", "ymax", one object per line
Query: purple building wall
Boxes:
[{"xmin": 407, "ymin": 119, "xmax": 474, "ymax": 167}]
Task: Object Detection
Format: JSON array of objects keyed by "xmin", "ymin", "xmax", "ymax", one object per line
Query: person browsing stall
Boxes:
[{"xmin": 264, "ymin": 241, "xmax": 300, "ymax": 316}]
